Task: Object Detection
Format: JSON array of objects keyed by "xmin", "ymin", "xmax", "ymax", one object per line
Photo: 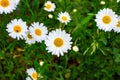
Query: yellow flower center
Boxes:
[
  {"xmin": 46, "ymin": 4, "xmax": 51, "ymax": 9},
  {"xmin": 0, "ymin": 0, "xmax": 10, "ymax": 7},
  {"xmin": 27, "ymin": 33, "xmax": 32, "ymax": 39},
  {"xmin": 54, "ymin": 38, "xmax": 64, "ymax": 47},
  {"xmin": 35, "ymin": 28, "xmax": 42, "ymax": 36},
  {"xmin": 102, "ymin": 15, "xmax": 111, "ymax": 24},
  {"xmin": 117, "ymin": 20, "xmax": 120, "ymax": 28},
  {"xmin": 62, "ymin": 16, "xmax": 68, "ymax": 21},
  {"xmin": 31, "ymin": 72, "xmax": 38, "ymax": 79},
  {"xmin": 13, "ymin": 25, "xmax": 22, "ymax": 33}
]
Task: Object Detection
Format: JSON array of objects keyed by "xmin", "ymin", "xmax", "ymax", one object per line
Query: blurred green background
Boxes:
[{"xmin": 0, "ymin": 0, "xmax": 120, "ymax": 80}]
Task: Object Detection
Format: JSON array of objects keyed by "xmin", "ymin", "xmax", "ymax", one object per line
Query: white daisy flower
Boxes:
[
  {"xmin": 26, "ymin": 68, "xmax": 38, "ymax": 80},
  {"xmin": 24, "ymin": 30, "xmax": 36, "ymax": 44},
  {"xmin": 6, "ymin": 19, "xmax": 28, "ymax": 40},
  {"xmin": 26, "ymin": 77, "xmax": 31, "ymax": 80},
  {"xmin": 117, "ymin": 0, "xmax": 120, "ymax": 2},
  {"xmin": 45, "ymin": 29, "xmax": 72, "ymax": 57},
  {"xmin": 95, "ymin": 8, "xmax": 118, "ymax": 32},
  {"xmin": 57, "ymin": 12, "xmax": 71, "ymax": 25},
  {"xmin": 29, "ymin": 22, "xmax": 48, "ymax": 42},
  {"xmin": 44, "ymin": 1, "xmax": 56, "ymax": 12},
  {"xmin": 0, "ymin": 0, "xmax": 20, "ymax": 14},
  {"xmin": 113, "ymin": 16, "xmax": 120, "ymax": 33}
]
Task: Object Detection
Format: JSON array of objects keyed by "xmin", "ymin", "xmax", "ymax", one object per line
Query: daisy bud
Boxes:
[
  {"xmin": 100, "ymin": 1, "xmax": 105, "ymax": 5},
  {"xmin": 73, "ymin": 9, "xmax": 77, "ymax": 13},
  {"xmin": 72, "ymin": 46, "xmax": 79, "ymax": 52},
  {"xmin": 48, "ymin": 14, "xmax": 53, "ymax": 19},
  {"xmin": 39, "ymin": 61, "xmax": 44, "ymax": 66}
]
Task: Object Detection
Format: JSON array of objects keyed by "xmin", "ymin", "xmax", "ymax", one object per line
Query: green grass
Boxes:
[{"xmin": 0, "ymin": 0, "xmax": 120, "ymax": 80}]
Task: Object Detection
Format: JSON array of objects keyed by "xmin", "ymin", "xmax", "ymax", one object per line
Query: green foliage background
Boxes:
[{"xmin": 0, "ymin": 0, "xmax": 120, "ymax": 80}]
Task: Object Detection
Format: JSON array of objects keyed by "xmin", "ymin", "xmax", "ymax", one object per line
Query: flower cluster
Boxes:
[
  {"xmin": 5, "ymin": 1, "xmax": 72, "ymax": 58},
  {"xmin": 1, "ymin": 0, "xmax": 120, "ymax": 79},
  {"xmin": 43, "ymin": 1, "xmax": 71, "ymax": 24}
]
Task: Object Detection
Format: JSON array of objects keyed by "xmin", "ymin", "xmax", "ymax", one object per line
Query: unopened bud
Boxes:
[
  {"xmin": 72, "ymin": 46, "xmax": 79, "ymax": 52},
  {"xmin": 48, "ymin": 14, "xmax": 53, "ymax": 19},
  {"xmin": 100, "ymin": 1, "xmax": 105, "ymax": 5}
]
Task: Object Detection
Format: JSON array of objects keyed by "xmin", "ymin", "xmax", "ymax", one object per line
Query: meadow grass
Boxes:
[{"xmin": 0, "ymin": 0, "xmax": 120, "ymax": 80}]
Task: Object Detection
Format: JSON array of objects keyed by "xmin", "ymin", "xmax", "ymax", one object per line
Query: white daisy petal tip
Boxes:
[
  {"xmin": 44, "ymin": 1, "xmax": 56, "ymax": 12},
  {"xmin": 6, "ymin": 18, "xmax": 28, "ymax": 40},
  {"xmin": 26, "ymin": 77, "xmax": 31, "ymax": 80},
  {"xmin": 57, "ymin": 12, "xmax": 71, "ymax": 25},
  {"xmin": 95, "ymin": 8, "xmax": 118, "ymax": 32},
  {"xmin": 117, "ymin": 0, "xmax": 120, "ymax": 3},
  {"xmin": 45, "ymin": 29, "xmax": 72, "ymax": 57}
]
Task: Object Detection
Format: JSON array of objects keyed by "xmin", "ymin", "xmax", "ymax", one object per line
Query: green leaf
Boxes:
[{"xmin": 72, "ymin": 13, "xmax": 94, "ymax": 33}]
